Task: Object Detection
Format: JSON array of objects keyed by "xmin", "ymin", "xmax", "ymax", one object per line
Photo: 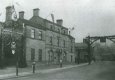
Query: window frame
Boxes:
[
  {"xmin": 31, "ymin": 29, "xmax": 35, "ymax": 38},
  {"xmin": 63, "ymin": 40, "xmax": 65, "ymax": 48},
  {"xmin": 50, "ymin": 36, "xmax": 53, "ymax": 45},
  {"xmin": 58, "ymin": 28, "xmax": 60, "ymax": 33},
  {"xmin": 38, "ymin": 31, "xmax": 42, "ymax": 40},
  {"xmin": 31, "ymin": 48, "xmax": 35, "ymax": 61},
  {"xmin": 38, "ymin": 49, "xmax": 42, "ymax": 61},
  {"xmin": 57, "ymin": 37, "xmax": 60, "ymax": 47},
  {"xmin": 71, "ymin": 46, "xmax": 73, "ymax": 53}
]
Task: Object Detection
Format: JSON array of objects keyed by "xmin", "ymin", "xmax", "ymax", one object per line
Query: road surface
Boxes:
[{"xmin": 7, "ymin": 61, "xmax": 115, "ymax": 80}]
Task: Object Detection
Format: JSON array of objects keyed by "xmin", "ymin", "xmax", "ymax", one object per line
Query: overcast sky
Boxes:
[{"xmin": 0, "ymin": 0, "xmax": 115, "ymax": 42}]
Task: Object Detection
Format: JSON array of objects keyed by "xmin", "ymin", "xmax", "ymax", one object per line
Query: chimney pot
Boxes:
[
  {"xmin": 56, "ymin": 19, "xmax": 63, "ymax": 26},
  {"xmin": 6, "ymin": 6, "xmax": 12, "ymax": 21},
  {"xmin": 19, "ymin": 11, "xmax": 24, "ymax": 19},
  {"xmin": 33, "ymin": 8, "xmax": 40, "ymax": 16}
]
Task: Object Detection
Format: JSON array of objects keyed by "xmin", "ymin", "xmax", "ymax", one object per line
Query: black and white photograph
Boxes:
[{"xmin": 0, "ymin": 0, "xmax": 115, "ymax": 80}]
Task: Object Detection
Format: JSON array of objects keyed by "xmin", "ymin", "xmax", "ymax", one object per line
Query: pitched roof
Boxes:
[
  {"xmin": 18, "ymin": 19, "xmax": 45, "ymax": 30},
  {"xmin": 29, "ymin": 16, "xmax": 44, "ymax": 26},
  {"xmin": 75, "ymin": 43, "xmax": 88, "ymax": 49},
  {"xmin": 30, "ymin": 16, "xmax": 68, "ymax": 30},
  {"xmin": 44, "ymin": 19, "xmax": 68, "ymax": 30},
  {"xmin": 68, "ymin": 35, "xmax": 75, "ymax": 39}
]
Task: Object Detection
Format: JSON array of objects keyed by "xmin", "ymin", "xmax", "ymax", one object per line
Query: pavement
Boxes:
[{"xmin": 0, "ymin": 62, "xmax": 88, "ymax": 80}]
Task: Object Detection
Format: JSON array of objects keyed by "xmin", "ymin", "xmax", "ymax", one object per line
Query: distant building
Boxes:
[
  {"xmin": 0, "ymin": 6, "xmax": 75, "ymax": 66},
  {"xmin": 75, "ymin": 43, "xmax": 88, "ymax": 63}
]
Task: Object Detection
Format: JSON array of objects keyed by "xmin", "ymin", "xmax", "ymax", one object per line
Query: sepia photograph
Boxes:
[{"xmin": 0, "ymin": 0, "xmax": 115, "ymax": 80}]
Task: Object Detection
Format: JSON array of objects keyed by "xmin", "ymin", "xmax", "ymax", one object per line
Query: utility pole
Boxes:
[{"xmin": 22, "ymin": 23, "xmax": 27, "ymax": 67}]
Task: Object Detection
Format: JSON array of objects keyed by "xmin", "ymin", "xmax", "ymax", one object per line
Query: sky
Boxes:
[{"xmin": 0, "ymin": 0, "xmax": 115, "ymax": 42}]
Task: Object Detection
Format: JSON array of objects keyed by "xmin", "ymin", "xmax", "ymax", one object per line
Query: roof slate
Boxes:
[
  {"xmin": 18, "ymin": 19, "xmax": 45, "ymax": 30},
  {"xmin": 75, "ymin": 43, "xmax": 88, "ymax": 48}
]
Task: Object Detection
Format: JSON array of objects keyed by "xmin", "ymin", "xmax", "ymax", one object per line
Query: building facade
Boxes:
[
  {"xmin": 75, "ymin": 43, "xmax": 88, "ymax": 63},
  {"xmin": 0, "ymin": 6, "xmax": 75, "ymax": 66}
]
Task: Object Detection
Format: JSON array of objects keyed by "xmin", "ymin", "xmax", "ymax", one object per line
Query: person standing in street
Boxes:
[{"xmin": 60, "ymin": 59, "xmax": 62, "ymax": 68}]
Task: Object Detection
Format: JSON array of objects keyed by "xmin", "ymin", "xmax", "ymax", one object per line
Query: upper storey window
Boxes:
[
  {"xmin": 38, "ymin": 31, "xmax": 42, "ymax": 40},
  {"xmin": 63, "ymin": 30, "xmax": 65, "ymax": 34},
  {"xmin": 50, "ymin": 25, "xmax": 53, "ymax": 30},
  {"xmin": 31, "ymin": 29, "xmax": 35, "ymax": 38},
  {"xmin": 58, "ymin": 28, "xmax": 60, "ymax": 33},
  {"xmin": 50, "ymin": 25, "xmax": 55, "ymax": 31}
]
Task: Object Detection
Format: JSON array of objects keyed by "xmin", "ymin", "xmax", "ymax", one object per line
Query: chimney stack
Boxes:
[
  {"xmin": 19, "ymin": 11, "xmax": 24, "ymax": 19},
  {"xmin": 6, "ymin": 6, "xmax": 12, "ymax": 21},
  {"xmin": 33, "ymin": 8, "xmax": 40, "ymax": 16},
  {"xmin": 56, "ymin": 19, "xmax": 63, "ymax": 26}
]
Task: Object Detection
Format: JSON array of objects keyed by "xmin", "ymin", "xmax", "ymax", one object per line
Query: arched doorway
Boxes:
[
  {"xmin": 48, "ymin": 49, "xmax": 54, "ymax": 63},
  {"xmin": 55, "ymin": 49, "xmax": 62, "ymax": 63}
]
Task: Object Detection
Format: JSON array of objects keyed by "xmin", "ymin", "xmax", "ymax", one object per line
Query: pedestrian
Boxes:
[
  {"xmin": 32, "ymin": 60, "xmax": 36, "ymax": 73},
  {"xmin": 92, "ymin": 57, "xmax": 96, "ymax": 62},
  {"xmin": 60, "ymin": 59, "xmax": 62, "ymax": 68}
]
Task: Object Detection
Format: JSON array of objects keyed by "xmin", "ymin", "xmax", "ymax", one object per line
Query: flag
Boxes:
[
  {"xmin": 11, "ymin": 5, "xmax": 15, "ymax": 13},
  {"xmin": 15, "ymin": 2, "xmax": 20, "ymax": 6},
  {"xmin": 71, "ymin": 27, "xmax": 74, "ymax": 30},
  {"xmin": 51, "ymin": 14, "xmax": 54, "ymax": 23},
  {"xmin": 11, "ymin": 5, "xmax": 17, "ymax": 21}
]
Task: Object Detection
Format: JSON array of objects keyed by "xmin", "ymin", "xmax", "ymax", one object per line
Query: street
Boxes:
[{"xmin": 6, "ymin": 61, "xmax": 115, "ymax": 80}]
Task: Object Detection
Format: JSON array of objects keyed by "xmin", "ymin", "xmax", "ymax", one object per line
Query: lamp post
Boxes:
[
  {"xmin": 11, "ymin": 22, "xmax": 18, "ymax": 76},
  {"xmin": 1, "ymin": 27, "xmax": 4, "ymax": 68},
  {"xmin": 11, "ymin": 41, "xmax": 18, "ymax": 76},
  {"xmin": 59, "ymin": 49, "xmax": 63, "ymax": 68},
  {"xmin": 11, "ymin": 5, "xmax": 19, "ymax": 76}
]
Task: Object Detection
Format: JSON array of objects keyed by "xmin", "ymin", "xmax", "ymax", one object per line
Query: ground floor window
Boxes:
[
  {"xmin": 31, "ymin": 48, "xmax": 35, "ymax": 61},
  {"xmin": 38, "ymin": 49, "xmax": 42, "ymax": 61},
  {"xmin": 71, "ymin": 55, "xmax": 73, "ymax": 62}
]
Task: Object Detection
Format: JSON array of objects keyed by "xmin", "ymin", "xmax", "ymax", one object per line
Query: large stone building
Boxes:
[{"xmin": 0, "ymin": 6, "xmax": 75, "ymax": 67}]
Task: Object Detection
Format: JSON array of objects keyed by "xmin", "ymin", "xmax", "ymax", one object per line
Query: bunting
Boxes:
[
  {"xmin": 51, "ymin": 14, "xmax": 54, "ymax": 23},
  {"xmin": 11, "ymin": 5, "xmax": 17, "ymax": 21}
]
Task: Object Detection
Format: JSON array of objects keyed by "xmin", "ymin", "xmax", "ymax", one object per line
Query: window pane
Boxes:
[
  {"xmin": 31, "ymin": 48, "xmax": 35, "ymax": 61},
  {"xmin": 38, "ymin": 31, "xmax": 42, "ymax": 40},
  {"xmin": 50, "ymin": 36, "xmax": 52, "ymax": 45},
  {"xmin": 63, "ymin": 40, "xmax": 65, "ymax": 47},
  {"xmin": 50, "ymin": 25, "xmax": 53, "ymax": 30},
  {"xmin": 38, "ymin": 49, "xmax": 42, "ymax": 61},
  {"xmin": 31, "ymin": 29, "xmax": 35, "ymax": 38},
  {"xmin": 57, "ymin": 37, "xmax": 59, "ymax": 46}
]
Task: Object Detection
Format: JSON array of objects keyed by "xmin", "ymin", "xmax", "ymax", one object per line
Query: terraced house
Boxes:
[{"xmin": 0, "ymin": 6, "xmax": 75, "ymax": 67}]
